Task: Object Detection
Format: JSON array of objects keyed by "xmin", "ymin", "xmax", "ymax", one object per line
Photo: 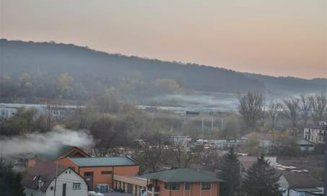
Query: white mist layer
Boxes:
[{"xmin": 0, "ymin": 125, "xmax": 94, "ymax": 157}]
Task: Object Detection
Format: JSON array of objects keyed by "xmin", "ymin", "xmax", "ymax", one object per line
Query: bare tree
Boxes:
[
  {"xmin": 310, "ymin": 94, "xmax": 327, "ymax": 124},
  {"xmin": 283, "ymin": 98, "xmax": 300, "ymax": 135},
  {"xmin": 167, "ymin": 144, "xmax": 193, "ymax": 168},
  {"xmin": 238, "ymin": 92, "xmax": 265, "ymax": 130},
  {"xmin": 267, "ymin": 102, "xmax": 283, "ymax": 131},
  {"xmin": 299, "ymin": 95, "xmax": 312, "ymax": 128},
  {"xmin": 135, "ymin": 131, "xmax": 166, "ymax": 172}
]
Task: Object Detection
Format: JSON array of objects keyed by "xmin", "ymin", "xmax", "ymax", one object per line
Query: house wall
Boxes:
[
  {"xmin": 79, "ymin": 165, "xmax": 139, "ymax": 189},
  {"xmin": 152, "ymin": 181, "xmax": 219, "ymax": 196},
  {"xmin": 79, "ymin": 166, "xmax": 114, "ymax": 189},
  {"xmin": 45, "ymin": 168, "xmax": 88, "ymax": 196},
  {"xmin": 114, "ymin": 165, "xmax": 139, "ymax": 175},
  {"xmin": 299, "ymin": 145, "xmax": 315, "ymax": 152},
  {"xmin": 304, "ymin": 128, "xmax": 326, "ymax": 144},
  {"xmin": 113, "ymin": 175, "xmax": 147, "ymax": 195},
  {"xmin": 288, "ymin": 189, "xmax": 306, "ymax": 196}
]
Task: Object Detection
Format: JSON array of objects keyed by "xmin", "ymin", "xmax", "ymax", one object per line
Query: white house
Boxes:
[
  {"xmin": 22, "ymin": 161, "xmax": 88, "ymax": 196},
  {"xmin": 304, "ymin": 121, "xmax": 327, "ymax": 144}
]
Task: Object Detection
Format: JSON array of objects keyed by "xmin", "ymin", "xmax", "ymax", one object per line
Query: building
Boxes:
[
  {"xmin": 22, "ymin": 161, "xmax": 88, "ymax": 196},
  {"xmin": 304, "ymin": 121, "xmax": 327, "ymax": 144},
  {"xmin": 239, "ymin": 156, "xmax": 324, "ymax": 196},
  {"xmin": 113, "ymin": 175, "xmax": 148, "ymax": 195},
  {"xmin": 208, "ymin": 139, "xmax": 242, "ymax": 150},
  {"xmin": 296, "ymin": 139, "xmax": 315, "ymax": 152},
  {"xmin": 167, "ymin": 136, "xmax": 192, "ymax": 146},
  {"xmin": 279, "ymin": 171, "xmax": 324, "ymax": 196},
  {"xmin": 140, "ymin": 168, "xmax": 223, "ymax": 196},
  {"xmin": 27, "ymin": 145, "xmax": 90, "ymax": 168},
  {"xmin": 0, "ymin": 103, "xmax": 83, "ymax": 120},
  {"xmin": 57, "ymin": 156, "xmax": 139, "ymax": 191}
]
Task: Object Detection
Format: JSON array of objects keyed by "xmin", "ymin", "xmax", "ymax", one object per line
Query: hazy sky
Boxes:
[{"xmin": 1, "ymin": 0, "xmax": 326, "ymax": 79}]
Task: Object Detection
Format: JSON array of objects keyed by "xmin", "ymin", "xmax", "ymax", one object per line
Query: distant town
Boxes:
[
  {"xmin": 1, "ymin": 0, "xmax": 326, "ymax": 195},
  {"xmin": 0, "ymin": 92, "xmax": 325, "ymax": 196}
]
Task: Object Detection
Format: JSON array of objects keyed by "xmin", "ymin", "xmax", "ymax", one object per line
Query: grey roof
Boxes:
[
  {"xmin": 69, "ymin": 157, "xmax": 137, "ymax": 167},
  {"xmin": 141, "ymin": 168, "xmax": 223, "ymax": 183},
  {"xmin": 282, "ymin": 171, "xmax": 323, "ymax": 189}
]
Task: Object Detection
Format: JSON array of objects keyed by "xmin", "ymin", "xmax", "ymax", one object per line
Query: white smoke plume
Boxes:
[{"xmin": 0, "ymin": 125, "xmax": 94, "ymax": 157}]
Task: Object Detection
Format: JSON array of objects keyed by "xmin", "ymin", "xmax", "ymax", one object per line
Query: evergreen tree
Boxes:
[
  {"xmin": 242, "ymin": 155, "xmax": 281, "ymax": 196},
  {"xmin": 220, "ymin": 148, "xmax": 241, "ymax": 196},
  {"xmin": 0, "ymin": 159, "xmax": 24, "ymax": 196}
]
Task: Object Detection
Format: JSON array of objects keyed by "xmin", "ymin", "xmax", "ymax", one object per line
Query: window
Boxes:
[
  {"xmin": 96, "ymin": 184, "xmax": 109, "ymax": 193},
  {"xmin": 101, "ymin": 171, "xmax": 112, "ymax": 175},
  {"xmin": 164, "ymin": 183, "xmax": 180, "ymax": 190},
  {"xmin": 185, "ymin": 183, "xmax": 191, "ymax": 190},
  {"xmin": 201, "ymin": 183, "xmax": 211, "ymax": 190},
  {"xmin": 73, "ymin": 183, "xmax": 81, "ymax": 190},
  {"xmin": 84, "ymin": 172, "xmax": 93, "ymax": 182}
]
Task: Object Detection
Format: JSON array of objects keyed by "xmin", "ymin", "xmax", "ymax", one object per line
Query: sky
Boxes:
[{"xmin": 0, "ymin": 0, "xmax": 326, "ymax": 79}]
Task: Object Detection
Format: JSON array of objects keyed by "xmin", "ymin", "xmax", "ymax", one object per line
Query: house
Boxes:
[
  {"xmin": 22, "ymin": 161, "xmax": 88, "ymax": 196},
  {"xmin": 140, "ymin": 168, "xmax": 223, "ymax": 196},
  {"xmin": 304, "ymin": 121, "xmax": 327, "ymax": 144},
  {"xmin": 27, "ymin": 145, "xmax": 90, "ymax": 168},
  {"xmin": 296, "ymin": 139, "xmax": 315, "ymax": 152},
  {"xmin": 279, "ymin": 171, "xmax": 324, "ymax": 196},
  {"xmin": 57, "ymin": 156, "xmax": 139, "ymax": 191}
]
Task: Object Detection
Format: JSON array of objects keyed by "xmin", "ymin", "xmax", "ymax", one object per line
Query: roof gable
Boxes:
[
  {"xmin": 22, "ymin": 161, "xmax": 67, "ymax": 192},
  {"xmin": 22, "ymin": 161, "xmax": 86, "ymax": 192},
  {"xmin": 36, "ymin": 145, "xmax": 90, "ymax": 161}
]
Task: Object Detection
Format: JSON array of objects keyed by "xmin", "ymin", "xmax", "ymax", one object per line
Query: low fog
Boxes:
[{"xmin": 0, "ymin": 125, "xmax": 93, "ymax": 157}]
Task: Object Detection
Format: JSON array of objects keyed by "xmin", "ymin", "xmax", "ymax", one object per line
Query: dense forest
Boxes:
[{"xmin": 1, "ymin": 39, "xmax": 326, "ymax": 104}]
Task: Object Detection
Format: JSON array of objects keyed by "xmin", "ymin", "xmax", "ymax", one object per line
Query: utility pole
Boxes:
[{"xmin": 201, "ymin": 118, "xmax": 204, "ymax": 131}]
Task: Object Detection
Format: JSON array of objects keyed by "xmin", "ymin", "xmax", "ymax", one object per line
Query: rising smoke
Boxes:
[{"xmin": 0, "ymin": 126, "xmax": 94, "ymax": 157}]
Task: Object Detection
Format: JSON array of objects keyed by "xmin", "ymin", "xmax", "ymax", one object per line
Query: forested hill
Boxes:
[{"xmin": 0, "ymin": 39, "xmax": 326, "ymax": 101}]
